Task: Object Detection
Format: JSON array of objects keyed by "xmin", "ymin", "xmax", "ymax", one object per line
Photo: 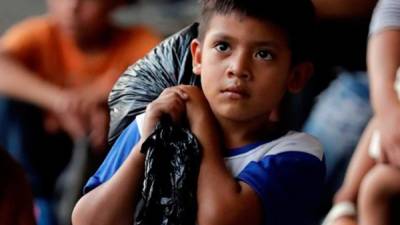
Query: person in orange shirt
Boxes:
[{"xmin": 0, "ymin": 0, "xmax": 160, "ymax": 224}]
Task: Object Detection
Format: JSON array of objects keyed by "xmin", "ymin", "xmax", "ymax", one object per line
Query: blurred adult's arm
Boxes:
[
  {"xmin": 0, "ymin": 52, "xmax": 70, "ymax": 113},
  {"xmin": 0, "ymin": 52, "xmax": 89, "ymax": 140},
  {"xmin": 367, "ymin": 0, "xmax": 400, "ymax": 166}
]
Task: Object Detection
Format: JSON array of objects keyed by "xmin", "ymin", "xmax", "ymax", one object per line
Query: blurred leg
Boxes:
[
  {"xmin": 334, "ymin": 119, "xmax": 377, "ymax": 204},
  {"xmin": 358, "ymin": 164, "xmax": 400, "ymax": 225}
]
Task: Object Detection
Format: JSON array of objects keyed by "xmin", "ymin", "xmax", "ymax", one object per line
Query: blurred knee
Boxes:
[{"xmin": 359, "ymin": 165, "xmax": 399, "ymax": 205}]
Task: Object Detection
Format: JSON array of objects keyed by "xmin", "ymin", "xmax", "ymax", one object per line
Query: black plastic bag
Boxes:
[
  {"xmin": 136, "ymin": 116, "xmax": 201, "ymax": 225},
  {"xmin": 108, "ymin": 23, "xmax": 200, "ymax": 145}
]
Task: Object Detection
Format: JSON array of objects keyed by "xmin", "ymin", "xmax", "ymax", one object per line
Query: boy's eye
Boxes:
[
  {"xmin": 215, "ymin": 42, "xmax": 230, "ymax": 52},
  {"xmin": 255, "ymin": 50, "xmax": 273, "ymax": 60}
]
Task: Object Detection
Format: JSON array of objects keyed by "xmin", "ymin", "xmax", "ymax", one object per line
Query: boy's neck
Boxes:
[{"xmin": 217, "ymin": 115, "xmax": 283, "ymax": 149}]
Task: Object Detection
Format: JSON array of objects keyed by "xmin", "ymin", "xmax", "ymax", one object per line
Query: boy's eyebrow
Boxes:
[{"xmin": 210, "ymin": 32, "xmax": 283, "ymax": 49}]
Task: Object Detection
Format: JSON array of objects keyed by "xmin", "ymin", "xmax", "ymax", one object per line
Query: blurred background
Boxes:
[
  {"xmin": 0, "ymin": 1, "xmax": 199, "ymax": 225},
  {"xmin": 0, "ymin": 0, "xmax": 199, "ymax": 36}
]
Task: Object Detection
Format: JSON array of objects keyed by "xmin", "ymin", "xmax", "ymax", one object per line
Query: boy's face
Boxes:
[
  {"xmin": 47, "ymin": 0, "xmax": 119, "ymax": 38},
  {"xmin": 191, "ymin": 13, "xmax": 310, "ymax": 123}
]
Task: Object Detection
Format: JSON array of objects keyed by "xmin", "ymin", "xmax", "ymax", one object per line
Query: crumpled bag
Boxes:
[
  {"xmin": 108, "ymin": 23, "xmax": 199, "ymax": 146},
  {"xmin": 135, "ymin": 116, "xmax": 201, "ymax": 225}
]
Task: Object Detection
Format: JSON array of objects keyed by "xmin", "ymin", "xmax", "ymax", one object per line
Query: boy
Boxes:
[
  {"xmin": 72, "ymin": 0, "xmax": 325, "ymax": 225},
  {"xmin": 0, "ymin": 0, "xmax": 160, "ymax": 224}
]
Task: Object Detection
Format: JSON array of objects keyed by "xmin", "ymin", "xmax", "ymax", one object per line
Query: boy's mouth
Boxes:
[{"xmin": 220, "ymin": 86, "xmax": 249, "ymax": 99}]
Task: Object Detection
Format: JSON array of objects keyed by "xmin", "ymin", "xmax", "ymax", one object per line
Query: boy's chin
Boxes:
[{"xmin": 214, "ymin": 110, "xmax": 254, "ymax": 123}]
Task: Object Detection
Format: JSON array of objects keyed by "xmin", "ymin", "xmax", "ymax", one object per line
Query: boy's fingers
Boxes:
[
  {"xmin": 171, "ymin": 86, "xmax": 189, "ymax": 100},
  {"xmin": 167, "ymin": 98, "xmax": 186, "ymax": 123},
  {"xmin": 178, "ymin": 89, "xmax": 188, "ymax": 100},
  {"xmin": 160, "ymin": 87, "xmax": 188, "ymax": 101}
]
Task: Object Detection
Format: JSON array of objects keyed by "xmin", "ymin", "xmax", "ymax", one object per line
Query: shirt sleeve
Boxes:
[
  {"xmin": 237, "ymin": 151, "xmax": 325, "ymax": 225},
  {"xmin": 369, "ymin": 0, "xmax": 400, "ymax": 35},
  {"xmin": 0, "ymin": 18, "xmax": 46, "ymax": 63},
  {"xmin": 84, "ymin": 119, "xmax": 141, "ymax": 193}
]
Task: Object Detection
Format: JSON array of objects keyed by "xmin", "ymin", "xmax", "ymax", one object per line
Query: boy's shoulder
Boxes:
[
  {"xmin": 268, "ymin": 131, "xmax": 323, "ymax": 160},
  {"xmin": 227, "ymin": 131, "xmax": 322, "ymax": 159},
  {"xmin": 225, "ymin": 131, "xmax": 323, "ymax": 176}
]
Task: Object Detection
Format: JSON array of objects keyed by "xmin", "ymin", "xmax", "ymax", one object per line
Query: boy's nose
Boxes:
[{"xmin": 227, "ymin": 52, "xmax": 251, "ymax": 80}]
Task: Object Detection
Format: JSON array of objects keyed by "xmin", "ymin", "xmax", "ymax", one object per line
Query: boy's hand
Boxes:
[
  {"xmin": 178, "ymin": 85, "xmax": 211, "ymax": 124},
  {"xmin": 142, "ymin": 87, "xmax": 188, "ymax": 139},
  {"xmin": 177, "ymin": 85, "xmax": 221, "ymax": 148}
]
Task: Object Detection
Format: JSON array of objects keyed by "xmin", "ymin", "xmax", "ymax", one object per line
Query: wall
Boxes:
[{"xmin": 0, "ymin": 0, "xmax": 198, "ymax": 36}]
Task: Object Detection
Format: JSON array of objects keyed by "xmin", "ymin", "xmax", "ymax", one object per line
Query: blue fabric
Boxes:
[
  {"xmin": 84, "ymin": 119, "xmax": 141, "ymax": 193},
  {"xmin": 303, "ymin": 72, "xmax": 371, "ymax": 192},
  {"xmin": 35, "ymin": 197, "xmax": 58, "ymax": 225},
  {"xmin": 227, "ymin": 141, "xmax": 269, "ymax": 157},
  {"xmin": 238, "ymin": 152, "xmax": 325, "ymax": 225}
]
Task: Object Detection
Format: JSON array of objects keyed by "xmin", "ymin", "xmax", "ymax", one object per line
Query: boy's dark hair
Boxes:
[{"xmin": 198, "ymin": 0, "xmax": 316, "ymax": 64}]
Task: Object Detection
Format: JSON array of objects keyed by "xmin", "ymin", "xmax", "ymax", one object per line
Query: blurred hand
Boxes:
[
  {"xmin": 44, "ymin": 109, "xmax": 86, "ymax": 139},
  {"xmin": 44, "ymin": 89, "xmax": 87, "ymax": 139},
  {"xmin": 377, "ymin": 107, "xmax": 400, "ymax": 167},
  {"xmin": 45, "ymin": 86, "xmax": 109, "ymax": 152},
  {"xmin": 88, "ymin": 106, "xmax": 109, "ymax": 153},
  {"xmin": 72, "ymin": 83, "xmax": 107, "ymax": 114},
  {"xmin": 331, "ymin": 216, "xmax": 357, "ymax": 225}
]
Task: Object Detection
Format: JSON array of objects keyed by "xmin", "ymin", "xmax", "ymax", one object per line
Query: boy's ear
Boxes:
[
  {"xmin": 287, "ymin": 62, "xmax": 314, "ymax": 93},
  {"xmin": 190, "ymin": 39, "xmax": 202, "ymax": 76}
]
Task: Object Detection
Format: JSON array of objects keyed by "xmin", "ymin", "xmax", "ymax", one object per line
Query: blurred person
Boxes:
[
  {"xmin": 0, "ymin": 0, "xmax": 160, "ymax": 224},
  {"xmin": 0, "ymin": 146, "xmax": 36, "ymax": 225},
  {"xmin": 298, "ymin": 0, "xmax": 377, "ymax": 216},
  {"xmin": 321, "ymin": 0, "xmax": 400, "ymax": 224}
]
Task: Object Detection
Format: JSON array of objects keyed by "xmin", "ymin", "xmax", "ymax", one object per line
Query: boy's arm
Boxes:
[
  {"xmin": 195, "ymin": 131, "xmax": 263, "ymax": 225},
  {"xmin": 72, "ymin": 87, "xmax": 188, "ymax": 225},
  {"xmin": 182, "ymin": 86, "xmax": 262, "ymax": 225},
  {"xmin": 72, "ymin": 140, "xmax": 145, "ymax": 225}
]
